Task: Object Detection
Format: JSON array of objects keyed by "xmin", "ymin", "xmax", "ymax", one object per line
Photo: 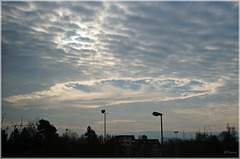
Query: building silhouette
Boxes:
[{"xmin": 115, "ymin": 135, "xmax": 161, "ymax": 156}]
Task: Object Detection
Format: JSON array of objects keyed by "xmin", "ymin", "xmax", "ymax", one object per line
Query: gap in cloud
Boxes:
[{"xmin": 66, "ymin": 83, "xmax": 96, "ymax": 93}]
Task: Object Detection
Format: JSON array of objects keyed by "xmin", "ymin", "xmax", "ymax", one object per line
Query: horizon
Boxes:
[
  {"xmin": 2, "ymin": 116, "xmax": 238, "ymax": 141},
  {"xmin": 1, "ymin": 1, "xmax": 239, "ymax": 138},
  {"xmin": 3, "ymin": 118, "xmax": 237, "ymax": 141}
]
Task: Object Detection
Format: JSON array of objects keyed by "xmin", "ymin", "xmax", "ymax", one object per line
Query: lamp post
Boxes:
[
  {"xmin": 152, "ymin": 111, "xmax": 164, "ymax": 157},
  {"xmin": 174, "ymin": 130, "xmax": 179, "ymax": 156},
  {"xmin": 174, "ymin": 130, "xmax": 178, "ymax": 140},
  {"xmin": 101, "ymin": 110, "xmax": 108, "ymax": 143}
]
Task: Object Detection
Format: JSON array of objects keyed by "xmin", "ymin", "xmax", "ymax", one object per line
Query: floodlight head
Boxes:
[
  {"xmin": 152, "ymin": 111, "xmax": 162, "ymax": 117},
  {"xmin": 101, "ymin": 110, "xmax": 105, "ymax": 114},
  {"xmin": 174, "ymin": 131, "xmax": 178, "ymax": 133}
]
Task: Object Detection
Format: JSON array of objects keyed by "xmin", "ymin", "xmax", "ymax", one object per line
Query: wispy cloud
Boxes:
[{"xmin": 95, "ymin": 119, "xmax": 136, "ymax": 125}]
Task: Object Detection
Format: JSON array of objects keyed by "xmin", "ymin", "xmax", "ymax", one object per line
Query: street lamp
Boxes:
[
  {"xmin": 152, "ymin": 111, "xmax": 164, "ymax": 157},
  {"xmin": 174, "ymin": 130, "xmax": 178, "ymax": 139},
  {"xmin": 101, "ymin": 110, "xmax": 109, "ymax": 142},
  {"xmin": 174, "ymin": 130, "xmax": 179, "ymax": 156}
]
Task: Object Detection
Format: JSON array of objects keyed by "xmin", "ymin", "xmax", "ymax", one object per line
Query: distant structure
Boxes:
[
  {"xmin": 115, "ymin": 135, "xmax": 135, "ymax": 156},
  {"xmin": 115, "ymin": 135, "xmax": 161, "ymax": 156}
]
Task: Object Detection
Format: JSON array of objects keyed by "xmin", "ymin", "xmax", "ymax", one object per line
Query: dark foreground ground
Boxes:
[{"xmin": 1, "ymin": 119, "xmax": 239, "ymax": 157}]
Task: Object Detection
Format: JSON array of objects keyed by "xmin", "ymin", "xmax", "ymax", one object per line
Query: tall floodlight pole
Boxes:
[
  {"xmin": 101, "ymin": 110, "xmax": 108, "ymax": 143},
  {"xmin": 152, "ymin": 111, "xmax": 164, "ymax": 157}
]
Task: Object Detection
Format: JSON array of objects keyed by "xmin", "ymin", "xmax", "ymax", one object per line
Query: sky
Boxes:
[{"xmin": 1, "ymin": 1, "xmax": 239, "ymax": 137}]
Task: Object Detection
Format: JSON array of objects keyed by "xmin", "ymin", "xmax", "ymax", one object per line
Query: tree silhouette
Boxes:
[
  {"xmin": 219, "ymin": 123, "xmax": 238, "ymax": 156},
  {"xmin": 37, "ymin": 119, "xmax": 58, "ymax": 141},
  {"xmin": 9, "ymin": 127, "xmax": 20, "ymax": 142},
  {"xmin": 84, "ymin": 125, "xmax": 98, "ymax": 143},
  {"xmin": 1, "ymin": 129, "xmax": 9, "ymax": 156}
]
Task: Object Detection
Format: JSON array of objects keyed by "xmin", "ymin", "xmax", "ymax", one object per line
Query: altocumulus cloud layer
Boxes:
[{"xmin": 2, "ymin": 2, "xmax": 238, "ymax": 133}]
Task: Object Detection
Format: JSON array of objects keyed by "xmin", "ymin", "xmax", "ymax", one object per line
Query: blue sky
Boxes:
[{"xmin": 1, "ymin": 1, "xmax": 239, "ymax": 136}]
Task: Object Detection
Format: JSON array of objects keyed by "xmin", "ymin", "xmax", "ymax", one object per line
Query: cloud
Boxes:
[
  {"xmin": 2, "ymin": 2, "xmax": 237, "ymax": 90},
  {"xmin": 95, "ymin": 119, "xmax": 136, "ymax": 125},
  {"xmin": 171, "ymin": 102, "xmax": 238, "ymax": 131},
  {"xmin": 4, "ymin": 77, "xmax": 224, "ymax": 110},
  {"xmin": 204, "ymin": 46, "xmax": 219, "ymax": 51},
  {"xmin": 55, "ymin": 125, "xmax": 86, "ymax": 131}
]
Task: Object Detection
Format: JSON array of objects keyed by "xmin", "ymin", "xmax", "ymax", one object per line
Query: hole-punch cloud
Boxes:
[{"xmin": 4, "ymin": 77, "xmax": 224, "ymax": 110}]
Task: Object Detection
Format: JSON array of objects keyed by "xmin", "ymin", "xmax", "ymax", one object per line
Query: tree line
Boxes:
[
  {"xmin": 2, "ymin": 119, "xmax": 126, "ymax": 157},
  {"xmin": 164, "ymin": 124, "xmax": 239, "ymax": 157},
  {"xmin": 1, "ymin": 119, "xmax": 239, "ymax": 157}
]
